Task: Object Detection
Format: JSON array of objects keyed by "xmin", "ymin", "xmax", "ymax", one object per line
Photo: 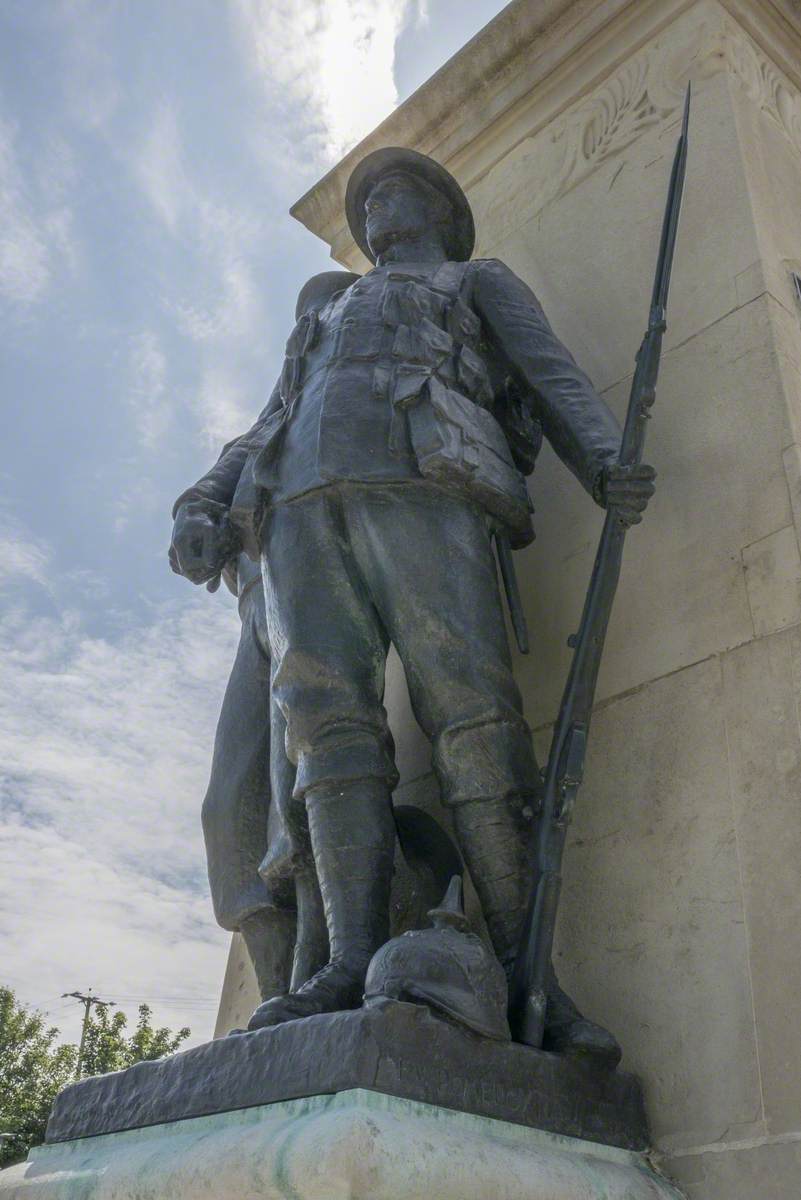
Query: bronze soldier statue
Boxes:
[
  {"xmin": 170, "ymin": 148, "xmax": 654, "ymax": 1063},
  {"xmin": 173, "ymin": 267, "xmax": 463, "ymax": 1012},
  {"xmin": 171, "ymin": 273, "xmax": 357, "ymax": 1004}
]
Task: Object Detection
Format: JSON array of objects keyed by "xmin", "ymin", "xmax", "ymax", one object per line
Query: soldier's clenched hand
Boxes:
[
  {"xmin": 598, "ymin": 463, "xmax": 656, "ymax": 527},
  {"xmin": 169, "ymin": 502, "xmax": 238, "ymax": 585}
]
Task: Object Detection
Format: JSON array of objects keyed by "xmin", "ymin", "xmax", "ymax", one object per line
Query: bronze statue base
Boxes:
[{"xmin": 46, "ymin": 999, "xmax": 647, "ymax": 1151}]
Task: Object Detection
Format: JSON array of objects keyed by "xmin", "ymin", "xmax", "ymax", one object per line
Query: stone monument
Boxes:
[{"xmin": 3, "ymin": 2, "xmax": 801, "ymax": 1199}]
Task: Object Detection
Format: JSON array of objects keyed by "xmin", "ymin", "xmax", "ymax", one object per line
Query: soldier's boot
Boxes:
[
  {"xmin": 248, "ymin": 780, "xmax": 395, "ymax": 1030},
  {"xmin": 240, "ymin": 907, "xmax": 296, "ymax": 1002},
  {"xmin": 290, "ymin": 867, "xmax": 329, "ymax": 990},
  {"xmin": 540, "ymin": 966, "xmax": 620, "ymax": 1066},
  {"xmin": 452, "ymin": 798, "xmax": 621, "ymax": 1067}
]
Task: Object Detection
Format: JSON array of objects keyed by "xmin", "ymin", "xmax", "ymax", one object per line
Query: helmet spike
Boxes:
[{"xmin": 427, "ymin": 875, "xmax": 470, "ymax": 932}]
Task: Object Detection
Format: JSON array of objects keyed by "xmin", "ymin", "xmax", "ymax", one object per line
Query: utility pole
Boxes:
[{"xmin": 62, "ymin": 990, "xmax": 115, "ymax": 1079}]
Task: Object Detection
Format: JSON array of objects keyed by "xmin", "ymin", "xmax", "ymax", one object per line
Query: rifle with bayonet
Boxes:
[{"xmin": 509, "ymin": 85, "xmax": 691, "ymax": 1047}]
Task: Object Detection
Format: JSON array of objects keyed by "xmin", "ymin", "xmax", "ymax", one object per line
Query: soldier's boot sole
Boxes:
[
  {"xmin": 247, "ymin": 959, "xmax": 367, "ymax": 1029},
  {"xmin": 541, "ymin": 1017, "xmax": 622, "ymax": 1068}
]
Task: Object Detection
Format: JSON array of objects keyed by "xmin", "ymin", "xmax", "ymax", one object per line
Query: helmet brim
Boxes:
[{"xmin": 345, "ymin": 147, "xmax": 475, "ymax": 265}]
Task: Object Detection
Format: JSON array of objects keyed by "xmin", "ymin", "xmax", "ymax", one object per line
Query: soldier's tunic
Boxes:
[{"xmin": 178, "ymin": 257, "xmax": 621, "ymax": 813}]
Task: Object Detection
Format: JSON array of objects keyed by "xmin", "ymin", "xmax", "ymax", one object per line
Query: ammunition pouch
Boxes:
[{"xmin": 400, "ymin": 377, "xmax": 534, "ymax": 544}]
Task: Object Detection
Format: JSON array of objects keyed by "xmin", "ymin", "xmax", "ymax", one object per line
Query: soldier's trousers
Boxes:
[
  {"xmin": 261, "ymin": 483, "xmax": 538, "ymax": 806},
  {"xmin": 202, "ymin": 582, "xmax": 296, "ymax": 930}
]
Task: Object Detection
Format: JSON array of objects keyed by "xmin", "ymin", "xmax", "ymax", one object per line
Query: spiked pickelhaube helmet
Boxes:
[{"xmin": 364, "ymin": 876, "xmax": 511, "ymax": 1041}]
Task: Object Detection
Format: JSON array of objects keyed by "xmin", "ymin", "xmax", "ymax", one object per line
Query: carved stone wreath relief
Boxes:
[{"xmin": 474, "ymin": 8, "xmax": 801, "ymax": 248}]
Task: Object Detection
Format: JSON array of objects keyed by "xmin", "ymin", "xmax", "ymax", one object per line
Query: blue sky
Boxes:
[{"xmin": 0, "ymin": 0, "xmax": 506, "ymax": 1045}]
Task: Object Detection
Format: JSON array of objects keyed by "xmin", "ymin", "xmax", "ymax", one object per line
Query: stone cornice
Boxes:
[
  {"xmin": 290, "ymin": 0, "xmax": 801, "ymax": 268},
  {"xmin": 723, "ymin": 0, "xmax": 801, "ymax": 86}
]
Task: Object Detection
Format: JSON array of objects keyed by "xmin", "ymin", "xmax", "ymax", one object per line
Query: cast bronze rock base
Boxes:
[{"xmin": 46, "ymin": 998, "xmax": 647, "ymax": 1151}]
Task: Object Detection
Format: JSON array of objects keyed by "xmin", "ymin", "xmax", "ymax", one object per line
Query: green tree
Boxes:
[
  {"xmin": 80, "ymin": 1003, "xmax": 190, "ymax": 1077},
  {"xmin": 0, "ymin": 987, "xmax": 191, "ymax": 1168},
  {"xmin": 0, "ymin": 987, "xmax": 77, "ymax": 1168}
]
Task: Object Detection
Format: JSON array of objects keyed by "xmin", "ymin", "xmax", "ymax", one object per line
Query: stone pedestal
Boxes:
[{"xmin": 0, "ymin": 1088, "xmax": 682, "ymax": 1200}]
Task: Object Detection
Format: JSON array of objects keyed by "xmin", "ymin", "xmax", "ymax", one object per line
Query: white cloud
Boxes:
[
  {"xmin": 0, "ymin": 114, "xmax": 79, "ymax": 311},
  {"xmin": 35, "ymin": 134, "xmax": 78, "ymax": 204},
  {"xmin": 133, "ymin": 104, "xmax": 186, "ymax": 234},
  {"xmin": 127, "ymin": 104, "xmax": 268, "ymax": 455},
  {"xmin": 0, "ymin": 537, "xmax": 50, "ymax": 591},
  {"xmin": 56, "ymin": 0, "xmax": 121, "ymax": 134},
  {"xmin": 0, "ymin": 118, "xmax": 52, "ymax": 308},
  {"xmin": 231, "ymin": 0, "xmax": 425, "ymax": 161},
  {"xmin": 128, "ymin": 330, "xmax": 170, "ymax": 449},
  {"xmin": 0, "ymin": 516, "xmax": 241, "ymax": 1044},
  {"xmin": 112, "ymin": 476, "xmax": 163, "ymax": 537},
  {"xmin": 171, "ymin": 249, "xmax": 260, "ymax": 345},
  {"xmin": 132, "ymin": 105, "xmax": 264, "ymax": 350},
  {"xmin": 1, "ymin": 820, "xmax": 225, "ymax": 1041},
  {"xmin": 193, "ymin": 364, "xmax": 253, "ymax": 448},
  {"xmin": 0, "ymin": 510, "xmax": 51, "ymax": 591}
]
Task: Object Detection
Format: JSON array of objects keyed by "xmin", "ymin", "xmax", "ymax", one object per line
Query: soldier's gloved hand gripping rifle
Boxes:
[{"xmin": 510, "ymin": 86, "xmax": 691, "ymax": 1048}]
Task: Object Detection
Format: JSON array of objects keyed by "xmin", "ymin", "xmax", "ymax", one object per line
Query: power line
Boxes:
[
  {"xmin": 104, "ymin": 994, "xmax": 216, "ymax": 1003},
  {"xmin": 61, "ymin": 990, "xmax": 115, "ymax": 1079}
]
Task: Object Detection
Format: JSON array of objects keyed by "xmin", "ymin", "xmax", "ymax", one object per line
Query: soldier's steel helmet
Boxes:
[
  {"xmin": 363, "ymin": 876, "xmax": 511, "ymax": 1041},
  {"xmin": 345, "ymin": 147, "xmax": 476, "ymax": 264}
]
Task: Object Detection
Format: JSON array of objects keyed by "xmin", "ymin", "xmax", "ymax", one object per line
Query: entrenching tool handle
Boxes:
[{"xmin": 496, "ymin": 531, "xmax": 530, "ymax": 654}]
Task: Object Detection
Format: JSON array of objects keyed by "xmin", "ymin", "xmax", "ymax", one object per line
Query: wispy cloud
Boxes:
[
  {"xmin": 132, "ymin": 103, "xmax": 186, "ymax": 234},
  {"xmin": 112, "ymin": 476, "xmax": 163, "ymax": 537},
  {"xmin": 231, "ymin": 0, "xmax": 427, "ymax": 161},
  {"xmin": 56, "ymin": 0, "xmax": 121, "ymax": 134},
  {"xmin": 133, "ymin": 104, "xmax": 263, "ymax": 347},
  {"xmin": 193, "ymin": 363, "xmax": 252, "ymax": 448},
  {"xmin": 0, "ymin": 515, "xmax": 239, "ymax": 1041},
  {"xmin": 127, "ymin": 330, "xmax": 170, "ymax": 450},
  {"xmin": 129, "ymin": 103, "xmax": 265, "ymax": 447},
  {"xmin": 171, "ymin": 251, "xmax": 260, "ymax": 345},
  {"xmin": 0, "ymin": 509, "xmax": 51, "ymax": 590},
  {"xmin": 34, "ymin": 133, "xmax": 78, "ymax": 203},
  {"xmin": 0, "ymin": 116, "xmax": 61, "ymax": 309}
]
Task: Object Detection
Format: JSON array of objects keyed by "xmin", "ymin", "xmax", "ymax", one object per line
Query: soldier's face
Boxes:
[{"xmin": 365, "ymin": 173, "xmax": 439, "ymax": 257}]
